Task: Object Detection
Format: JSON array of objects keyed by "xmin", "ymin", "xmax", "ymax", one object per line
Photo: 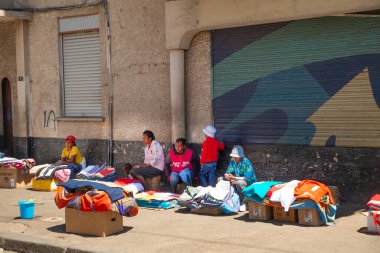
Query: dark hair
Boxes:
[
  {"xmin": 143, "ymin": 130, "xmax": 155, "ymax": 140},
  {"xmin": 176, "ymin": 138, "xmax": 187, "ymax": 145},
  {"xmin": 122, "ymin": 163, "xmax": 132, "ymax": 172}
]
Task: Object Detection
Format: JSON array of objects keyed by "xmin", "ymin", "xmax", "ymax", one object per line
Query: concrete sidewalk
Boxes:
[{"xmin": 0, "ymin": 188, "xmax": 378, "ymax": 253}]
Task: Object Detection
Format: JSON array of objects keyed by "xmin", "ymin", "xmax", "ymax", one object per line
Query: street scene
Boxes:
[{"xmin": 0, "ymin": 0, "xmax": 379, "ymax": 252}]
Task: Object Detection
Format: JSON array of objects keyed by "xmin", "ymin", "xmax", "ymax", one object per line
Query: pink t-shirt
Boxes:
[{"xmin": 144, "ymin": 140, "xmax": 165, "ymax": 171}]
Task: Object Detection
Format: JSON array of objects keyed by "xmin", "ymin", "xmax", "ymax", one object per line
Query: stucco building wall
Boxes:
[
  {"xmin": 185, "ymin": 31, "xmax": 212, "ymax": 143},
  {"xmin": 0, "ymin": 21, "xmax": 17, "ymax": 137}
]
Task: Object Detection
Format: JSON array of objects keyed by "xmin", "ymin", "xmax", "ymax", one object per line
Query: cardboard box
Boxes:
[
  {"xmin": 0, "ymin": 167, "xmax": 32, "ymax": 189},
  {"xmin": 328, "ymin": 186, "xmax": 340, "ymax": 205},
  {"xmin": 298, "ymin": 208, "xmax": 323, "ymax": 226},
  {"xmin": 273, "ymin": 207, "xmax": 298, "ymax": 223},
  {"xmin": 191, "ymin": 207, "xmax": 222, "ymax": 215},
  {"xmin": 32, "ymin": 178, "xmax": 57, "ymax": 192},
  {"xmin": 248, "ymin": 201, "xmax": 273, "ymax": 221},
  {"xmin": 65, "ymin": 208, "xmax": 124, "ymax": 237},
  {"xmin": 367, "ymin": 211, "xmax": 380, "ymax": 234}
]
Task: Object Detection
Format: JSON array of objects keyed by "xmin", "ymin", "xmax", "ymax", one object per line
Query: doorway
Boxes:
[{"xmin": 2, "ymin": 78, "xmax": 13, "ymax": 155}]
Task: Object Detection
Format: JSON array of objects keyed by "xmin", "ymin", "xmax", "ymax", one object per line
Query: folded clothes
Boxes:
[
  {"xmin": 54, "ymin": 186, "xmax": 138, "ymax": 217},
  {"xmin": 0, "ymin": 157, "xmax": 36, "ymax": 170},
  {"xmin": 35, "ymin": 164, "xmax": 68, "ymax": 179},
  {"xmin": 77, "ymin": 164, "xmax": 106, "ymax": 179},
  {"xmin": 367, "ymin": 194, "xmax": 380, "ymax": 211},
  {"xmin": 135, "ymin": 191, "xmax": 179, "ymax": 209},
  {"xmin": 29, "ymin": 164, "xmax": 51, "ymax": 175}
]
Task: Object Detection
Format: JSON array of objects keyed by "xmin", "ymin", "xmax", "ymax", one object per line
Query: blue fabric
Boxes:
[
  {"xmin": 170, "ymin": 169, "xmax": 193, "ymax": 192},
  {"xmin": 136, "ymin": 199, "xmax": 178, "ymax": 209},
  {"xmin": 220, "ymin": 190, "xmax": 241, "ymax": 214},
  {"xmin": 242, "ymin": 181, "xmax": 283, "ymax": 202},
  {"xmin": 179, "ymin": 168, "xmax": 193, "ymax": 185},
  {"xmin": 60, "ymin": 179, "xmax": 124, "ymax": 202},
  {"xmin": 200, "ymin": 162, "xmax": 217, "ymax": 187},
  {"xmin": 68, "ymin": 163, "xmax": 82, "ymax": 179}
]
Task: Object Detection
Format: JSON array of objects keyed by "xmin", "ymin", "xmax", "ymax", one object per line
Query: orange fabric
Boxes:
[
  {"xmin": 294, "ymin": 180, "xmax": 335, "ymax": 204},
  {"xmin": 80, "ymin": 191, "xmax": 112, "ymax": 212},
  {"xmin": 54, "ymin": 186, "xmax": 76, "ymax": 209}
]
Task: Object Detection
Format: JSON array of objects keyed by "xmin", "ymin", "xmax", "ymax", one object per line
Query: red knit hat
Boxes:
[{"xmin": 65, "ymin": 135, "xmax": 76, "ymax": 143}]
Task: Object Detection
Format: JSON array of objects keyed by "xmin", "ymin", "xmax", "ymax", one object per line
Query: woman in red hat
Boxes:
[{"xmin": 61, "ymin": 135, "xmax": 84, "ymax": 178}]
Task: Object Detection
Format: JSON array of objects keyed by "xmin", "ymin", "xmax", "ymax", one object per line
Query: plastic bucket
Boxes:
[{"xmin": 18, "ymin": 200, "xmax": 35, "ymax": 219}]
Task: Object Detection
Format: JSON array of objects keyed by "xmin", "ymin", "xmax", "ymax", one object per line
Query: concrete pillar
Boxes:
[
  {"xmin": 170, "ymin": 49, "xmax": 186, "ymax": 143},
  {"xmin": 15, "ymin": 19, "xmax": 30, "ymax": 156}
]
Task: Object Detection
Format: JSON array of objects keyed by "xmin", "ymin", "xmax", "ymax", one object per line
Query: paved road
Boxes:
[{"xmin": 0, "ymin": 187, "xmax": 379, "ymax": 253}]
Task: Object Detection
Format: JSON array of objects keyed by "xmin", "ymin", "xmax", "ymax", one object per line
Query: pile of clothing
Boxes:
[
  {"xmin": 33, "ymin": 163, "xmax": 71, "ymax": 183},
  {"xmin": 0, "ymin": 157, "xmax": 36, "ymax": 171},
  {"xmin": 54, "ymin": 179, "xmax": 138, "ymax": 217},
  {"xmin": 367, "ymin": 194, "xmax": 380, "ymax": 211},
  {"xmin": 242, "ymin": 179, "xmax": 337, "ymax": 225},
  {"xmin": 135, "ymin": 191, "xmax": 179, "ymax": 209},
  {"xmin": 115, "ymin": 178, "xmax": 144, "ymax": 196},
  {"xmin": 367, "ymin": 194, "xmax": 380, "ymax": 234},
  {"xmin": 77, "ymin": 164, "xmax": 116, "ymax": 182},
  {"xmin": 178, "ymin": 180, "xmax": 240, "ymax": 214}
]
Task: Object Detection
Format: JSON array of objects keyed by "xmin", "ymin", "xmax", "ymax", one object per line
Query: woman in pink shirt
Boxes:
[{"xmin": 130, "ymin": 130, "xmax": 165, "ymax": 190}]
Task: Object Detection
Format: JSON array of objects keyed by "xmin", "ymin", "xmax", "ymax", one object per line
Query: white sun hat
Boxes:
[
  {"xmin": 202, "ymin": 125, "xmax": 216, "ymax": 138},
  {"xmin": 230, "ymin": 145, "xmax": 245, "ymax": 158}
]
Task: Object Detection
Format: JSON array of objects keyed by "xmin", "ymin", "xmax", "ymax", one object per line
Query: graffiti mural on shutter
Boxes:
[{"xmin": 212, "ymin": 16, "xmax": 380, "ymax": 147}]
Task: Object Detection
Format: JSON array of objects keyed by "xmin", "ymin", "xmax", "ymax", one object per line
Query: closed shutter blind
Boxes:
[
  {"xmin": 212, "ymin": 16, "xmax": 380, "ymax": 147},
  {"xmin": 62, "ymin": 32, "xmax": 102, "ymax": 117}
]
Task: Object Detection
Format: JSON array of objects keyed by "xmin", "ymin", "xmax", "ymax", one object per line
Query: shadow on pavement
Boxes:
[
  {"xmin": 357, "ymin": 227, "xmax": 379, "ymax": 236},
  {"xmin": 46, "ymin": 224, "xmax": 133, "ymax": 237}
]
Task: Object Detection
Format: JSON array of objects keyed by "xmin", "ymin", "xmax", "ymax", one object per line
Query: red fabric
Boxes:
[
  {"xmin": 115, "ymin": 178, "xmax": 140, "ymax": 186},
  {"xmin": 266, "ymin": 183, "xmax": 285, "ymax": 198},
  {"xmin": 200, "ymin": 137, "xmax": 224, "ymax": 164},
  {"xmin": 65, "ymin": 135, "xmax": 76, "ymax": 143},
  {"xmin": 369, "ymin": 194, "xmax": 380, "ymax": 202},
  {"xmin": 170, "ymin": 149, "xmax": 193, "ymax": 173}
]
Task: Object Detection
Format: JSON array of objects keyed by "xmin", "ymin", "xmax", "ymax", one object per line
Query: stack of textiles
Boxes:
[
  {"xmin": 367, "ymin": 194, "xmax": 380, "ymax": 211},
  {"xmin": 35, "ymin": 163, "xmax": 69, "ymax": 180},
  {"xmin": 91, "ymin": 167, "xmax": 116, "ymax": 182},
  {"xmin": 242, "ymin": 179, "xmax": 337, "ymax": 225},
  {"xmin": 0, "ymin": 157, "xmax": 36, "ymax": 171},
  {"xmin": 135, "ymin": 191, "xmax": 179, "ymax": 209},
  {"xmin": 77, "ymin": 164, "xmax": 116, "ymax": 182},
  {"xmin": 54, "ymin": 179, "xmax": 138, "ymax": 217},
  {"xmin": 115, "ymin": 178, "xmax": 144, "ymax": 197},
  {"xmin": 178, "ymin": 180, "xmax": 240, "ymax": 214}
]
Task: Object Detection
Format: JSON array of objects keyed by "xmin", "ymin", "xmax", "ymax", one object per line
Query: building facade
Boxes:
[{"xmin": 0, "ymin": 0, "xmax": 379, "ymax": 201}]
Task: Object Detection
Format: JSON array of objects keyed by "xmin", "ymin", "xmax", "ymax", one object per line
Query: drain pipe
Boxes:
[{"xmin": 104, "ymin": 0, "xmax": 114, "ymax": 166}]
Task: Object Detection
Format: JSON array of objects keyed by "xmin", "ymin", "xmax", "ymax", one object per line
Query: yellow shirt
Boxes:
[{"xmin": 61, "ymin": 146, "xmax": 83, "ymax": 165}]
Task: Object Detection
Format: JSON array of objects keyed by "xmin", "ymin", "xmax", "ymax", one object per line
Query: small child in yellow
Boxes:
[{"xmin": 61, "ymin": 135, "xmax": 83, "ymax": 178}]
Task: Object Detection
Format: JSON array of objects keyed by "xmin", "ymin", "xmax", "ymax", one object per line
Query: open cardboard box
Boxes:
[{"xmin": 65, "ymin": 208, "xmax": 124, "ymax": 237}]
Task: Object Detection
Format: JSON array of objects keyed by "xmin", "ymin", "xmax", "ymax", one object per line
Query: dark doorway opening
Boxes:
[{"xmin": 2, "ymin": 78, "xmax": 13, "ymax": 155}]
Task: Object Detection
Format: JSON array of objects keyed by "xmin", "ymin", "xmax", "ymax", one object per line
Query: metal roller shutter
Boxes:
[
  {"xmin": 62, "ymin": 31, "xmax": 102, "ymax": 117},
  {"xmin": 212, "ymin": 16, "xmax": 380, "ymax": 148}
]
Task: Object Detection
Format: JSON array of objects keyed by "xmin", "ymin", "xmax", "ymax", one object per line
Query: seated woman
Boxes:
[
  {"xmin": 60, "ymin": 135, "xmax": 84, "ymax": 179},
  {"xmin": 165, "ymin": 138, "xmax": 195, "ymax": 193},
  {"xmin": 221, "ymin": 145, "xmax": 257, "ymax": 209},
  {"xmin": 129, "ymin": 130, "xmax": 165, "ymax": 190}
]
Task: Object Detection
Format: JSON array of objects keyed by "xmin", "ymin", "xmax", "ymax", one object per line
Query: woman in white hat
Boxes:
[{"xmin": 223, "ymin": 145, "xmax": 257, "ymax": 209}]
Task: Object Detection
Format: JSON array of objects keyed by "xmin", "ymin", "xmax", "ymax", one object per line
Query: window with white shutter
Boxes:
[{"xmin": 59, "ymin": 15, "xmax": 102, "ymax": 117}]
